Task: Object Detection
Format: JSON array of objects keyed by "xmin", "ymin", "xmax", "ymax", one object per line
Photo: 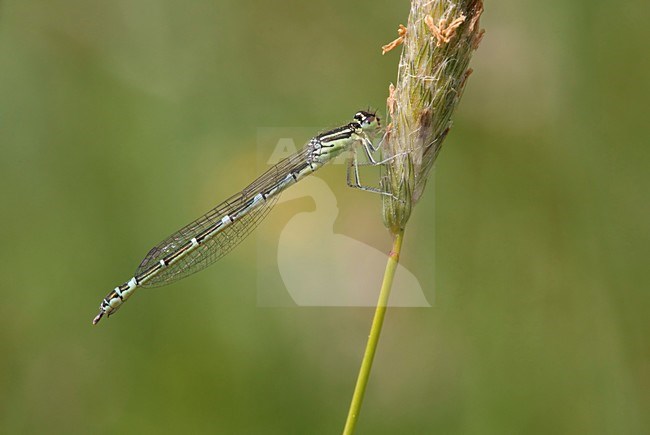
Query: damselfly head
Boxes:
[{"xmin": 354, "ymin": 110, "xmax": 381, "ymax": 132}]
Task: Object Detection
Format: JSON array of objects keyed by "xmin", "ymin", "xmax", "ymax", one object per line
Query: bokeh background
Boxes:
[{"xmin": 1, "ymin": 0, "xmax": 648, "ymax": 433}]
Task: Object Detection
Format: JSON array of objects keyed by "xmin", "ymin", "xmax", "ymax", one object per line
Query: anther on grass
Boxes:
[
  {"xmin": 381, "ymin": 24, "xmax": 407, "ymax": 55},
  {"xmin": 425, "ymin": 14, "xmax": 467, "ymax": 46},
  {"xmin": 386, "ymin": 83, "xmax": 397, "ymax": 117}
]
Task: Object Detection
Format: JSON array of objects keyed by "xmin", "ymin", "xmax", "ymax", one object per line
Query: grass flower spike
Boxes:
[{"xmin": 382, "ymin": 0, "xmax": 484, "ymax": 233}]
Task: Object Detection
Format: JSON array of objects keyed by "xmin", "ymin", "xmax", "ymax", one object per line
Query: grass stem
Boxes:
[{"xmin": 343, "ymin": 228, "xmax": 405, "ymax": 434}]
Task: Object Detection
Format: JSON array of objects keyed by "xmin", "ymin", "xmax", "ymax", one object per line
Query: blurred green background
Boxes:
[{"xmin": 1, "ymin": 0, "xmax": 648, "ymax": 433}]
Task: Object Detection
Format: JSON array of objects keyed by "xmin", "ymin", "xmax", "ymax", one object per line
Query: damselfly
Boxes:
[{"xmin": 93, "ymin": 111, "xmax": 383, "ymax": 324}]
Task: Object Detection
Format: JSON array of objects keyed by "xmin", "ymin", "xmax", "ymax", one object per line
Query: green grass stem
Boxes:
[{"xmin": 343, "ymin": 229, "xmax": 405, "ymax": 435}]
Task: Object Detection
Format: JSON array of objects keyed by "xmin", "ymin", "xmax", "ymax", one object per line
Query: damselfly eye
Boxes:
[
  {"xmin": 354, "ymin": 112, "xmax": 381, "ymax": 133},
  {"xmin": 369, "ymin": 115, "xmax": 380, "ymax": 127},
  {"xmin": 354, "ymin": 111, "xmax": 380, "ymax": 128}
]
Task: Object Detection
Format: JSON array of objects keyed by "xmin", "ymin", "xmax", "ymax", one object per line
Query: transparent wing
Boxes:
[
  {"xmin": 135, "ymin": 146, "xmax": 312, "ymax": 288},
  {"xmin": 137, "ymin": 194, "xmax": 279, "ymax": 287}
]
